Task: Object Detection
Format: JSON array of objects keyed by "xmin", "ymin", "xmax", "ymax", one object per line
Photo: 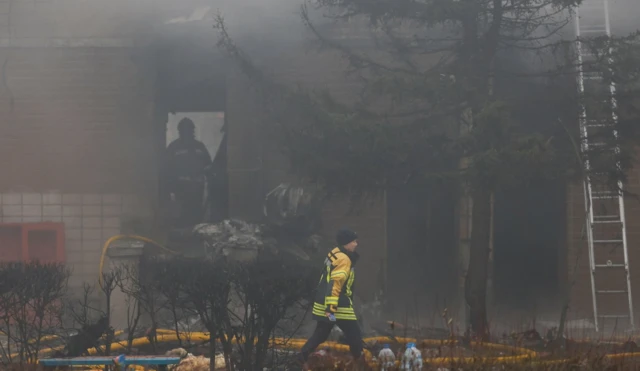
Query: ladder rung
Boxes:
[
  {"xmin": 583, "ymin": 123, "xmax": 612, "ymax": 130},
  {"xmin": 580, "ymin": 30, "xmax": 606, "ymax": 35},
  {"xmin": 580, "ymin": 12, "xmax": 606, "ymax": 17},
  {"xmin": 600, "ymin": 315, "xmax": 630, "ymax": 319},
  {"xmin": 579, "ymin": 7, "xmax": 606, "ymax": 14},
  {"xmin": 580, "ymin": 33, "xmax": 608, "ymax": 38},
  {"xmin": 589, "ymin": 177, "xmax": 613, "ymax": 182},
  {"xmin": 591, "ymin": 190, "xmax": 618, "ymax": 195},
  {"xmin": 580, "ymin": 7, "xmax": 604, "ymax": 12},
  {"xmin": 591, "ymin": 190, "xmax": 618, "ymax": 196},
  {"xmin": 585, "ymin": 123, "xmax": 609, "ymax": 128},
  {"xmin": 579, "ymin": 0, "xmax": 604, "ymax": 7},
  {"xmin": 592, "ymin": 219, "xmax": 621, "ymax": 224},
  {"xmin": 579, "ymin": 1, "xmax": 604, "ymax": 8},
  {"xmin": 596, "ymin": 290, "xmax": 628, "ymax": 294},
  {"xmin": 580, "ymin": 27, "xmax": 607, "ymax": 33},
  {"xmin": 593, "ymin": 215, "xmax": 620, "ymax": 220},
  {"xmin": 595, "ymin": 264, "xmax": 626, "ymax": 268},
  {"xmin": 587, "ymin": 150, "xmax": 617, "ymax": 156},
  {"xmin": 593, "ymin": 239, "xmax": 623, "ymax": 243},
  {"xmin": 588, "ymin": 144, "xmax": 617, "ymax": 150}
]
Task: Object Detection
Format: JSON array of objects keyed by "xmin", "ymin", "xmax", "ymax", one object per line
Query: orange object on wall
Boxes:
[{"xmin": 0, "ymin": 223, "xmax": 65, "ymax": 263}]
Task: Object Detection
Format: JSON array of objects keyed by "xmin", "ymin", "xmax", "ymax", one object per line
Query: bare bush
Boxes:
[
  {"xmin": 175, "ymin": 258, "xmax": 231, "ymax": 371},
  {"xmin": 63, "ymin": 283, "xmax": 105, "ymax": 357},
  {"xmin": 146, "ymin": 253, "xmax": 314, "ymax": 371},
  {"xmin": 146, "ymin": 258, "xmax": 195, "ymax": 347},
  {"xmin": 98, "ymin": 269, "xmax": 120, "ymax": 356},
  {"xmin": 60, "ymin": 268, "xmax": 124, "ymax": 358},
  {"xmin": 118, "ymin": 263, "xmax": 155, "ymax": 353},
  {"xmin": 227, "ymin": 255, "xmax": 315, "ymax": 371},
  {"xmin": 0, "ymin": 262, "xmax": 69, "ymax": 365}
]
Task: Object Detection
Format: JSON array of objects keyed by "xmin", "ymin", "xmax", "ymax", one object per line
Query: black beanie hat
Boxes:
[
  {"xmin": 336, "ymin": 229, "xmax": 358, "ymax": 246},
  {"xmin": 177, "ymin": 117, "xmax": 195, "ymax": 132}
]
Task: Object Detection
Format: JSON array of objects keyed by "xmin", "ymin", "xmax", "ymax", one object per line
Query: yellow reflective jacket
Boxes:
[{"xmin": 312, "ymin": 247, "xmax": 359, "ymax": 321}]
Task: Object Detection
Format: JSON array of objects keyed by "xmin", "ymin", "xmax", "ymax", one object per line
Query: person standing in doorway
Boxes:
[
  {"xmin": 165, "ymin": 117, "xmax": 212, "ymax": 227},
  {"xmin": 300, "ymin": 228, "xmax": 364, "ymax": 366}
]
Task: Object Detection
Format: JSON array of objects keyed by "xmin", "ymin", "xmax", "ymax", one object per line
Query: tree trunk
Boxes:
[
  {"xmin": 464, "ymin": 186, "xmax": 492, "ymax": 340},
  {"xmin": 210, "ymin": 337, "xmax": 217, "ymax": 371}
]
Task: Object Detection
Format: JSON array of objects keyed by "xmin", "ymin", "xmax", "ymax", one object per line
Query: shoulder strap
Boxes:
[{"xmin": 327, "ymin": 248, "xmax": 341, "ymax": 262}]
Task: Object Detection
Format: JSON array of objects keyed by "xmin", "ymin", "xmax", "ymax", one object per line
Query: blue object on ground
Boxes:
[{"xmin": 39, "ymin": 356, "xmax": 181, "ymax": 366}]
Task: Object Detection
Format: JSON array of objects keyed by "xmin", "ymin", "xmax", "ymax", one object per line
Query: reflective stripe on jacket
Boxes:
[{"xmin": 312, "ymin": 247, "xmax": 358, "ymax": 321}]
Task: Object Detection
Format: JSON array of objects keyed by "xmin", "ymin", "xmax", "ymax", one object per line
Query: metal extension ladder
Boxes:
[{"xmin": 575, "ymin": 0, "xmax": 634, "ymax": 332}]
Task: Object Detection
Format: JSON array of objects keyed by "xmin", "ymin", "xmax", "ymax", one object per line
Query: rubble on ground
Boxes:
[
  {"xmin": 193, "ymin": 219, "xmax": 264, "ymax": 263},
  {"xmin": 191, "ymin": 183, "xmax": 328, "ymax": 264},
  {"xmin": 166, "ymin": 347, "xmax": 226, "ymax": 371}
]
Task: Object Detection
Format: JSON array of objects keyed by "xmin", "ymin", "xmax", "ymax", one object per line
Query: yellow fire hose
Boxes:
[
  {"xmin": 14, "ymin": 327, "xmax": 640, "ymax": 369},
  {"xmin": 98, "ymin": 235, "xmax": 179, "ymax": 286},
  {"xmin": 22, "ymin": 331, "xmax": 536, "ymax": 368},
  {"xmin": 11, "ymin": 235, "xmax": 619, "ymax": 368}
]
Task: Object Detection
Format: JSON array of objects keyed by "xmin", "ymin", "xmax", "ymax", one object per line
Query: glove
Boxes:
[{"xmin": 325, "ymin": 305, "xmax": 337, "ymax": 313}]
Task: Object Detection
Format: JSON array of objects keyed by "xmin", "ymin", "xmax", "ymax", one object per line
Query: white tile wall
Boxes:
[
  {"xmin": 23, "ymin": 205, "xmax": 42, "ymax": 217},
  {"xmin": 43, "ymin": 193, "xmax": 62, "ymax": 205},
  {"xmin": 2, "ymin": 205, "xmax": 21, "ymax": 216},
  {"xmin": 43, "ymin": 205, "xmax": 62, "ymax": 217},
  {"xmin": 3, "ymin": 194, "xmax": 22, "ymax": 205},
  {"xmin": 0, "ymin": 192, "xmax": 151, "ymax": 287},
  {"xmin": 23, "ymin": 193, "xmax": 42, "ymax": 205}
]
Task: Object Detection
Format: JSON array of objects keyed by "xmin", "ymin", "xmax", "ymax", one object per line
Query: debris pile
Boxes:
[
  {"xmin": 193, "ymin": 219, "xmax": 264, "ymax": 263},
  {"xmin": 263, "ymin": 183, "xmax": 322, "ymax": 233},
  {"xmin": 192, "ymin": 183, "xmax": 328, "ymax": 264},
  {"xmin": 165, "ymin": 347, "xmax": 226, "ymax": 371}
]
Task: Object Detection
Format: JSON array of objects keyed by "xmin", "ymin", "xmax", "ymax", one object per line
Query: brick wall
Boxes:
[
  {"xmin": 0, "ymin": 48, "xmax": 156, "ymax": 193},
  {"xmin": 0, "ymin": 47, "xmax": 156, "ymax": 290}
]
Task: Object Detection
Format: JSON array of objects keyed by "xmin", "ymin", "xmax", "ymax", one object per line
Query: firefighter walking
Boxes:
[{"xmin": 300, "ymin": 228, "xmax": 364, "ymax": 364}]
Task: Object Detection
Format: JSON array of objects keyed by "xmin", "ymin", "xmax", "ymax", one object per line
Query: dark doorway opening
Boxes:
[{"xmin": 154, "ymin": 45, "xmax": 228, "ymax": 229}]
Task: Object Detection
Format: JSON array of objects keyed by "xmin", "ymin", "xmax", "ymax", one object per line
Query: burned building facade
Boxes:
[
  {"xmin": 0, "ymin": 0, "xmax": 638, "ymax": 332},
  {"xmin": 0, "ymin": 0, "xmax": 388, "ymax": 300}
]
